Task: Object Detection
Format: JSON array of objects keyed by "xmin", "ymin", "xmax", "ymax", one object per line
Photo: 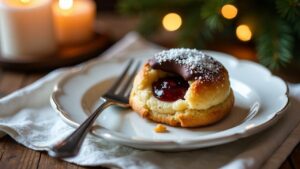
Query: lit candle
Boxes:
[
  {"xmin": 53, "ymin": 0, "xmax": 96, "ymax": 45},
  {"xmin": 0, "ymin": 0, "xmax": 57, "ymax": 60}
]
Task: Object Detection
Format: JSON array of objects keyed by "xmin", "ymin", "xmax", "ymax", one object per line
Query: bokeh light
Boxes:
[
  {"xmin": 221, "ymin": 4, "xmax": 238, "ymax": 19},
  {"xmin": 59, "ymin": 0, "xmax": 73, "ymax": 10},
  {"xmin": 236, "ymin": 24, "xmax": 252, "ymax": 42},
  {"xmin": 20, "ymin": 0, "xmax": 31, "ymax": 4},
  {"xmin": 162, "ymin": 13, "xmax": 182, "ymax": 31}
]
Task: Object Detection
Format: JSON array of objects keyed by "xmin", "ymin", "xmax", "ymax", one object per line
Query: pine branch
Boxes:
[
  {"xmin": 138, "ymin": 12, "xmax": 161, "ymax": 36},
  {"xmin": 256, "ymin": 20, "xmax": 294, "ymax": 69},
  {"xmin": 276, "ymin": 0, "xmax": 300, "ymax": 22},
  {"xmin": 294, "ymin": 20, "xmax": 300, "ymax": 38},
  {"xmin": 179, "ymin": 9, "xmax": 204, "ymax": 47},
  {"xmin": 118, "ymin": 0, "xmax": 299, "ymax": 68},
  {"xmin": 178, "ymin": 5, "xmax": 217, "ymax": 48},
  {"xmin": 200, "ymin": 0, "xmax": 234, "ymax": 30}
]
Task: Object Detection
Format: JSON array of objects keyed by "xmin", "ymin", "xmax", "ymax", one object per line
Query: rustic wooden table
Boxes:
[{"xmin": 0, "ymin": 14, "xmax": 299, "ymax": 169}]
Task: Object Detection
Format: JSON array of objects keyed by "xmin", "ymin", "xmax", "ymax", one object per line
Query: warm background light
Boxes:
[
  {"xmin": 20, "ymin": 0, "xmax": 31, "ymax": 4},
  {"xmin": 59, "ymin": 0, "xmax": 73, "ymax": 10},
  {"xmin": 53, "ymin": 0, "xmax": 96, "ymax": 45},
  {"xmin": 221, "ymin": 4, "xmax": 238, "ymax": 19},
  {"xmin": 162, "ymin": 13, "xmax": 182, "ymax": 31},
  {"xmin": 236, "ymin": 24, "xmax": 252, "ymax": 42}
]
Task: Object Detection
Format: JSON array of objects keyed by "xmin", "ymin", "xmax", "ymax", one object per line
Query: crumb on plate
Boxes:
[{"xmin": 154, "ymin": 124, "xmax": 168, "ymax": 133}]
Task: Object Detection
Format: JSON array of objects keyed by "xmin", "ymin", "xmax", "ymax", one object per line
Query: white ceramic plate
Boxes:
[{"xmin": 51, "ymin": 50, "xmax": 289, "ymax": 150}]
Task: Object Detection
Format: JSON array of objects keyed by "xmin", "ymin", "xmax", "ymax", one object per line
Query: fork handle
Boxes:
[{"xmin": 48, "ymin": 98, "xmax": 112, "ymax": 158}]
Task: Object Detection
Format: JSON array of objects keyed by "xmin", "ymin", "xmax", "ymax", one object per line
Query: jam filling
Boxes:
[{"xmin": 152, "ymin": 76, "xmax": 189, "ymax": 102}]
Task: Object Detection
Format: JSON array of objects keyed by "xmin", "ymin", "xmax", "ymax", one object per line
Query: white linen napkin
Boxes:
[{"xmin": 0, "ymin": 32, "xmax": 300, "ymax": 169}]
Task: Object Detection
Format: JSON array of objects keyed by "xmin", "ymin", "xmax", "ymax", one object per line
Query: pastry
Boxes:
[
  {"xmin": 129, "ymin": 48, "xmax": 234, "ymax": 127},
  {"xmin": 154, "ymin": 124, "xmax": 168, "ymax": 133}
]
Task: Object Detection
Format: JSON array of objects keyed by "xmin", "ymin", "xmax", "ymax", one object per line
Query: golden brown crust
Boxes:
[
  {"xmin": 185, "ymin": 67, "xmax": 230, "ymax": 110},
  {"xmin": 129, "ymin": 92, "xmax": 149, "ymax": 117},
  {"xmin": 129, "ymin": 60, "xmax": 234, "ymax": 128},
  {"xmin": 176, "ymin": 90, "xmax": 234, "ymax": 127},
  {"xmin": 131, "ymin": 89, "xmax": 234, "ymax": 127}
]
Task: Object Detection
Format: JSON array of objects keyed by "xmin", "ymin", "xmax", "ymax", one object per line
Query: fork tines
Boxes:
[{"xmin": 106, "ymin": 59, "xmax": 141, "ymax": 100}]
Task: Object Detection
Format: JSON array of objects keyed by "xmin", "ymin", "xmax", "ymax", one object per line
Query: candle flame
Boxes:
[
  {"xmin": 20, "ymin": 0, "xmax": 31, "ymax": 4},
  {"xmin": 59, "ymin": 0, "xmax": 73, "ymax": 10}
]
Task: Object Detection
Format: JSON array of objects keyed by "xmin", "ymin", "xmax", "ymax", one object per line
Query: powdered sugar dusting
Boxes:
[{"xmin": 153, "ymin": 48, "xmax": 224, "ymax": 81}]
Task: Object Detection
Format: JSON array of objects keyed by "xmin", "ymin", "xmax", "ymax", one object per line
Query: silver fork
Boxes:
[{"xmin": 48, "ymin": 59, "xmax": 141, "ymax": 158}]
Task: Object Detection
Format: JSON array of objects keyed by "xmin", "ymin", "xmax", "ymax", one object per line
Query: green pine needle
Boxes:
[
  {"xmin": 138, "ymin": 12, "xmax": 161, "ymax": 36},
  {"xmin": 276, "ymin": 0, "xmax": 300, "ymax": 21},
  {"xmin": 257, "ymin": 20, "xmax": 294, "ymax": 69},
  {"xmin": 200, "ymin": 0, "xmax": 233, "ymax": 30},
  {"xmin": 294, "ymin": 20, "xmax": 300, "ymax": 38},
  {"xmin": 118, "ymin": 0, "xmax": 299, "ymax": 69}
]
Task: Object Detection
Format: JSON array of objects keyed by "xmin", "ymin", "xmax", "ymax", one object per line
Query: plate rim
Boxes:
[{"xmin": 50, "ymin": 50, "xmax": 290, "ymax": 149}]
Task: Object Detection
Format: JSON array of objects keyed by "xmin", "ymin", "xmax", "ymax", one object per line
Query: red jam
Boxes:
[{"xmin": 152, "ymin": 76, "xmax": 189, "ymax": 102}]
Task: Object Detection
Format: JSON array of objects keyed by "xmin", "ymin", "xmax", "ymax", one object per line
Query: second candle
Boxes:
[{"xmin": 53, "ymin": 0, "xmax": 96, "ymax": 45}]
